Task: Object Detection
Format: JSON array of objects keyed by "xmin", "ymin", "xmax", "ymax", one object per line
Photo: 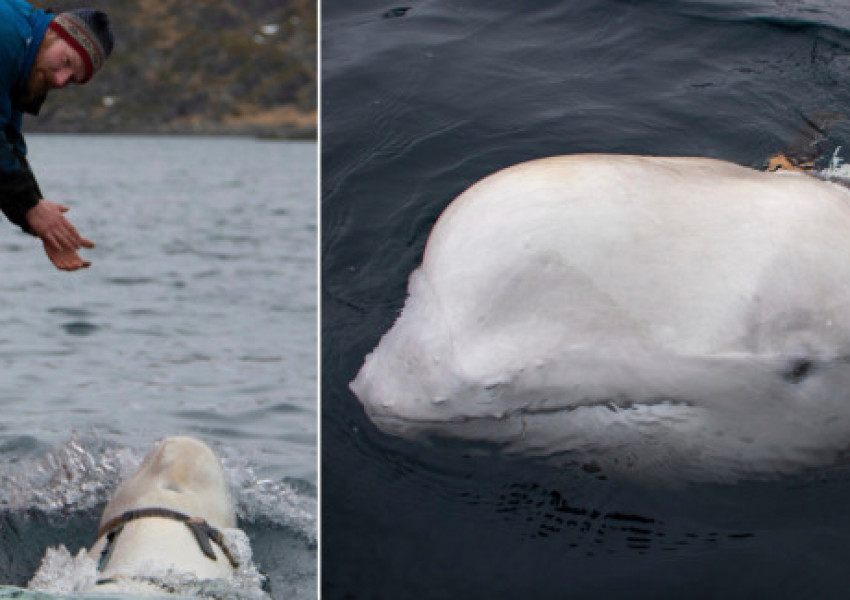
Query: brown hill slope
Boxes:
[{"xmin": 28, "ymin": 0, "xmax": 316, "ymax": 137}]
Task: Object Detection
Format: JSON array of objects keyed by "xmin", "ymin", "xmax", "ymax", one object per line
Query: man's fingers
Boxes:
[
  {"xmin": 44, "ymin": 230, "xmax": 74, "ymax": 253},
  {"xmin": 46, "ymin": 220, "xmax": 92, "ymax": 252},
  {"xmin": 62, "ymin": 221, "xmax": 92, "ymax": 248},
  {"xmin": 42, "ymin": 200, "xmax": 70, "ymax": 213},
  {"xmin": 48, "ymin": 235, "xmax": 95, "ymax": 255},
  {"xmin": 62, "ymin": 259, "xmax": 91, "ymax": 270},
  {"xmin": 43, "ymin": 243, "xmax": 91, "ymax": 271}
]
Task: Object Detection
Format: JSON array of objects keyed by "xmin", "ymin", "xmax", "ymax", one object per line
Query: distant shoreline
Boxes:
[{"xmin": 25, "ymin": 123, "xmax": 317, "ymax": 141}]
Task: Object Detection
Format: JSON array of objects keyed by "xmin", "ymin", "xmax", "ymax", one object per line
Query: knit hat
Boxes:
[{"xmin": 48, "ymin": 9, "xmax": 114, "ymax": 83}]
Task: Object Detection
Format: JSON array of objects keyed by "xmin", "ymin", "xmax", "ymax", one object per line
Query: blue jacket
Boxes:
[{"xmin": 0, "ymin": 0, "xmax": 53, "ymax": 232}]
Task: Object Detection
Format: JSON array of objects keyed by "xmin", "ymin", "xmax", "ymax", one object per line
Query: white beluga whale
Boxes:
[
  {"xmin": 351, "ymin": 154, "xmax": 850, "ymax": 484},
  {"xmin": 90, "ymin": 436, "xmax": 238, "ymax": 591},
  {"xmin": 28, "ymin": 436, "xmax": 267, "ymax": 597}
]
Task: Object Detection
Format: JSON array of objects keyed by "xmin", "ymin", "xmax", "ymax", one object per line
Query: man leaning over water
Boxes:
[{"xmin": 0, "ymin": 0, "xmax": 113, "ymax": 271}]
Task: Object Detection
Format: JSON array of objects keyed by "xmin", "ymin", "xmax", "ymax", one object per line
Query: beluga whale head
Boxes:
[
  {"xmin": 28, "ymin": 436, "xmax": 268, "ymax": 597},
  {"xmin": 351, "ymin": 154, "xmax": 850, "ymax": 485},
  {"xmin": 90, "ymin": 436, "xmax": 238, "ymax": 588}
]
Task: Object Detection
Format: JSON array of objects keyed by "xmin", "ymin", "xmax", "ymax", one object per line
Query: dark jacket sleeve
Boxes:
[{"xmin": 0, "ymin": 124, "xmax": 41, "ymax": 234}]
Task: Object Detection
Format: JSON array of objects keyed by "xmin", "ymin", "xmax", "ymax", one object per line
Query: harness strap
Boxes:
[{"xmin": 96, "ymin": 507, "xmax": 239, "ymax": 569}]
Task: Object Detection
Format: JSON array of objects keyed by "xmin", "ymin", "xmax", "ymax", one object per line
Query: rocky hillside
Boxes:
[{"xmin": 27, "ymin": 0, "xmax": 316, "ymax": 138}]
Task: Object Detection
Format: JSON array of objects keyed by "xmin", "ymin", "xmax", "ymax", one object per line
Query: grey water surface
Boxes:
[{"xmin": 0, "ymin": 135, "xmax": 316, "ymax": 599}]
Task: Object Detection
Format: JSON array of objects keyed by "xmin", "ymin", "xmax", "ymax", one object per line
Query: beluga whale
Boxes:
[
  {"xmin": 28, "ymin": 436, "xmax": 267, "ymax": 598},
  {"xmin": 350, "ymin": 154, "xmax": 850, "ymax": 484}
]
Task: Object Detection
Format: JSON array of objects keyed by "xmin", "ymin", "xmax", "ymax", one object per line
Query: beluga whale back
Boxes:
[{"xmin": 351, "ymin": 154, "xmax": 850, "ymax": 484}]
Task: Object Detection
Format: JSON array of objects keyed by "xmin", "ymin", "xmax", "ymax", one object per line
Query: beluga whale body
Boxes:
[
  {"xmin": 28, "ymin": 436, "xmax": 267, "ymax": 597},
  {"xmin": 350, "ymin": 154, "xmax": 850, "ymax": 484}
]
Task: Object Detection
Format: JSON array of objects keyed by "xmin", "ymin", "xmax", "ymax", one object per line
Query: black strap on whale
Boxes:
[{"xmin": 96, "ymin": 507, "xmax": 240, "ymax": 569}]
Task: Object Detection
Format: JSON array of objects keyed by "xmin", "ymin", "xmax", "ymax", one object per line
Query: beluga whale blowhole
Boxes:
[
  {"xmin": 27, "ymin": 436, "xmax": 268, "ymax": 598},
  {"xmin": 351, "ymin": 154, "xmax": 850, "ymax": 484}
]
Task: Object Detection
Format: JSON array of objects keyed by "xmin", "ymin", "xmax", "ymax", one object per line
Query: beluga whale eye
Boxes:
[{"xmin": 162, "ymin": 481, "xmax": 183, "ymax": 492}]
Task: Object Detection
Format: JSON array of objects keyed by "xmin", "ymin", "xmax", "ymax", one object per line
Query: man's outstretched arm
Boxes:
[{"xmin": 0, "ymin": 138, "xmax": 95, "ymax": 271}]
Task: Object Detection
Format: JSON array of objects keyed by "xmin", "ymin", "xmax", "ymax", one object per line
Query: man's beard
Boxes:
[{"xmin": 14, "ymin": 38, "xmax": 53, "ymax": 115}]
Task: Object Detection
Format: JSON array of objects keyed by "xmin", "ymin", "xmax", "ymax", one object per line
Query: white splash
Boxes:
[
  {"xmin": 226, "ymin": 459, "xmax": 317, "ymax": 545},
  {"xmin": 0, "ymin": 434, "xmax": 138, "ymax": 513},
  {"xmin": 27, "ymin": 547, "xmax": 98, "ymax": 595},
  {"xmin": 28, "ymin": 536, "xmax": 269, "ymax": 599},
  {"xmin": 817, "ymin": 146, "xmax": 850, "ymax": 182}
]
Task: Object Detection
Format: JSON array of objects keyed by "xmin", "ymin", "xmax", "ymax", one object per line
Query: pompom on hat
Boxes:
[{"xmin": 48, "ymin": 9, "xmax": 114, "ymax": 83}]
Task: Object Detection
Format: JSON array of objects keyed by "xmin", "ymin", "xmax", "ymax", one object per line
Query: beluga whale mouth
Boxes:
[
  {"xmin": 350, "ymin": 154, "xmax": 850, "ymax": 484},
  {"xmin": 27, "ymin": 436, "xmax": 269, "ymax": 598}
]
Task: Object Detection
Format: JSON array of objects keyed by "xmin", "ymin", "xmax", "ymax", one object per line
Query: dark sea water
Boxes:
[
  {"xmin": 0, "ymin": 135, "xmax": 317, "ymax": 599},
  {"xmin": 322, "ymin": 1, "xmax": 850, "ymax": 598}
]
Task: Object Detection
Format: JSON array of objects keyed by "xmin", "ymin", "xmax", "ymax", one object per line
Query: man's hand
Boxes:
[{"xmin": 25, "ymin": 199, "xmax": 95, "ymax": 271}]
